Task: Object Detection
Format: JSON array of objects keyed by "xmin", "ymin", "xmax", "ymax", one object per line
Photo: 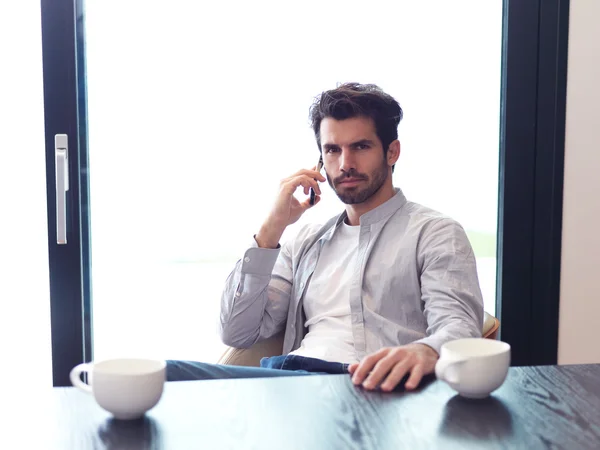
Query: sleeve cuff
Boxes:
[
  {"xmin": 241, "ymin": 237, "xmax": 281, "ymax": 275},
  {"xmin": 414, "ymin": 325, "xmax": 482, "ymax": 356},
  {"xmin": 413, "ymin": 336, "xmax": 444, "ymax": 356}
]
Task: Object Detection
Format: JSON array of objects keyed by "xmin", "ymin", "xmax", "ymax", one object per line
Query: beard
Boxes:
[{"xmin": 327, "ymin": 159, "xmax": 389, "ymax": 205}]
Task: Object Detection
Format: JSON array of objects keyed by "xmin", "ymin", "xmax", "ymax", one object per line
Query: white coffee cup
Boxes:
[
  {"xmin": 435, "ymin": 338, "xmax": 511, "ymax": 399},
  {"xmin": 70, "ymin": 358, "xmax": 166, "ymax": 420}
]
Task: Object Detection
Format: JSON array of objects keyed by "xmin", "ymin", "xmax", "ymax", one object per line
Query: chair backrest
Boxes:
[{"xmin": 483, "ymin": 313, "xmax": 500, "ymax": 340}]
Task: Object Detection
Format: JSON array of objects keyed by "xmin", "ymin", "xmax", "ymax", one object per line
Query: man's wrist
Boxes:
[
  {"xmin": 414, "ymin": 343, "xmax": 439, "ymax": 358},
  {"xmin": 255, "ymin": 223, "xmax": 285, "ymax": 249},
  {"xmin": 253, "ymin": 234, "xmax": 280, "ymax": 249}
]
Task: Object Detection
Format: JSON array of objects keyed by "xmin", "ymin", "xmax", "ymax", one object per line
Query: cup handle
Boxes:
[
  {"xmin": 435, "ymin": 358, "xmax": 467, "ymax": 385},
  {"xmin": 70, "ymin": 363, "xmax": 93, "ymax": 394}
]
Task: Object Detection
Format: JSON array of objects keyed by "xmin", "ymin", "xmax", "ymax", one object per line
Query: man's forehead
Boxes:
[{"xmin": 320, "ymin": 116, "xmax": 377, "ymax": 145}]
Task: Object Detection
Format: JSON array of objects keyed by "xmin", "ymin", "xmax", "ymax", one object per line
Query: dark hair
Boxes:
[{"xmin": 309, "ymin": 82, "xmax": 403, "ymax": 156}]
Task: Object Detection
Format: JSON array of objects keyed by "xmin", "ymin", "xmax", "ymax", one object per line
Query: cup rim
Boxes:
[
  {"xmin": 93, "ymin": 358, "xmax": 166, "ymax": 376},
  {"xmin": 441, "ymin": 338, "xmax": 511, "ymax": 358}
]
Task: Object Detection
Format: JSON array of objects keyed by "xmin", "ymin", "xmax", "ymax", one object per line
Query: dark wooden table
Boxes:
[{"xmin": 14, "ymin": 364, "xmax": 600, "ymax": 449}]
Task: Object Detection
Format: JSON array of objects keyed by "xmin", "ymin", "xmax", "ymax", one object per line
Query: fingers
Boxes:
[
  {"xmin": 380, "ymin": 358, "xmax": 414, "ymax": 392},
  {"xmin": 284, "ymin": 169, "xmax": 326, "ymax": 184},
  {"xmin": 351, "ymin": 345, "xmax": 438, "ymax": 393},
  {"xmin": 281, "ymin": 175, "xmax": 322, "ymax": 197},
  {"xmin": 351, "ymin": 347, "xmax": 422, "ymax": 392},
  {"xmin": 309, "ymin": 168, "xmax": 326, "ymax": 182},
  {"xmin": 404, "ymin": 364, "xmax": 425, "ymax": 391},
  {"xmin": 351, "ymin": 348, "xmax": 389, "ymax": 386},
  {"xmin": 361, "ymin": 354, "xmax": 400, "ymax": 390},
  {"xmin": 299, "ymin": 195, "xmax": 320, "ymax": 210}
]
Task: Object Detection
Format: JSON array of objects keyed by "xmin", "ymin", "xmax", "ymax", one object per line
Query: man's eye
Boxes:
[
  {"xmin": 357, "ymin": 144, "xmax": 369, "ymax": 150},
  {"xmin": 326, "ymin": 148, "xmax": 340, "ymax": 153}
]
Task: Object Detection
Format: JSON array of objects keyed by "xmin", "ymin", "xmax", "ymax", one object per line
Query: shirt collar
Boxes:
[
  {"xmin": 322, "ymin": 187, "xmax": 408, "ymax": 240},
  {"xmin": 359, "ymin": 187, "xmax": 407, "ymax": 226}
]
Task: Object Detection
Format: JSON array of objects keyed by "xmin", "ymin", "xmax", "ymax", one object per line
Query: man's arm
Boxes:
[
  {"xmin": 412, "ymin": 218, "xmax": 484, "ymax": 353},
  {"xmin": 218, "ymin": 237, "xmax": 293, "ymax": 348},
  {"xmin": 218, "ymin": 167, "xmax": 326, "ymax": 348},
  {"xmin": 349, "ymin": 218, "xmax": 484, "ymax": 391}
]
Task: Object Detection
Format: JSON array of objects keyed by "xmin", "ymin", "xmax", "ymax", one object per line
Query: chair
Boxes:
[
  {"xmin": 218, "ymin": 311, "xmax": 500, "ymax": 367},
  {"xmin": 483, "ymin": 311, "xmax": 500, "ymax": 340}
]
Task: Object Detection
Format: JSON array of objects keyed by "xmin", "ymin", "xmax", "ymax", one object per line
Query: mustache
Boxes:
[{"xmin": 333, "ymin": 170, "xmax": 368, "ymax": 185}]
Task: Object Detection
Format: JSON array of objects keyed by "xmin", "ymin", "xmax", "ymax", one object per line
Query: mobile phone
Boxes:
[{"xmin": 309, "ymin": 155, "xmax": 324, "ymax": 206}]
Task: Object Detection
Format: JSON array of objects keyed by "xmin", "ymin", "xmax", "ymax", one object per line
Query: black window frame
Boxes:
[{"xmin": 497, "ymin": 0, "xmax": 569, "ymax": 366}]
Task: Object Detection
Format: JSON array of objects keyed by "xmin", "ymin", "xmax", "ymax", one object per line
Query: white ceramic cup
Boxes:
[
  {"xmin": 70, "ymin": 358, "xmax": 166, "ymax": 420},
  {"xmin": 435, "ymin": 338, "xmax": 511, "ymax": 399}
]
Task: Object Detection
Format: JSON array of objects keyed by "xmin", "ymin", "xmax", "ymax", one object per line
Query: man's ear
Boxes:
[{"xmin": 387, "ymin": 140, "xmax": 401, "ymax": 167}]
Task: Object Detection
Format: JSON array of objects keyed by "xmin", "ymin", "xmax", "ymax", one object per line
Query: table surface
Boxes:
[{"xmin": 12, "ymin": 364, "xmax": 600, "ymax": 450}]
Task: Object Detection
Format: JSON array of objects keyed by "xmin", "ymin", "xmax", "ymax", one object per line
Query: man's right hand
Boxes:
[{"xmin": 255, "ymin": 168, "xmax": 326, "ymax": 249}]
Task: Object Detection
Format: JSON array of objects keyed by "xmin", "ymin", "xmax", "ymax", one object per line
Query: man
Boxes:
[{"xmin": 167, "ymin": 83, "xmax": 483, "ymax": 391}]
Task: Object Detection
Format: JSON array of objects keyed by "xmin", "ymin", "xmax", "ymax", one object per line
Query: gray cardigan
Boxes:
[{"xmin": 219, "ymin": 188, "xmax": 484, "ymax": 360}]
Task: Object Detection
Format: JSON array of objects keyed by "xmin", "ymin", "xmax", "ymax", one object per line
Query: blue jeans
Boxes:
[{"xmin": 166, "ymin": 355, "xmax": 351, "ymax": 382}]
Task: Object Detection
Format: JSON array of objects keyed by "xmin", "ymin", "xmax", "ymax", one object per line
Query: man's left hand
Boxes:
[{"xmin": 348, "ymin": 344, "xmax": 439, "ymax": 392}]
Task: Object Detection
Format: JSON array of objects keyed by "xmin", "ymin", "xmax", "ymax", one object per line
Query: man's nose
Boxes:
[{"xmin": 339, "ymin": 149, "xmax": 355, "ymax": 173}]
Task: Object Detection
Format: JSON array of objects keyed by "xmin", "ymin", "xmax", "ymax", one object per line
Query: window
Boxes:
[{"xmin": 83, "ymin": 0, "xmax": 502, "ymax": 362}]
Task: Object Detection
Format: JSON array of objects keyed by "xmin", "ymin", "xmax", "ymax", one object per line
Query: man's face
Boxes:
[{"xmin": 320, "ymin": 116, "xmax": 390, "ymax": 205}]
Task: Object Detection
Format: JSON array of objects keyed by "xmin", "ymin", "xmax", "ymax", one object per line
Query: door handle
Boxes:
[{"xmin": 55, "ymin": 134, "xmax": 69, "ymax": 244}]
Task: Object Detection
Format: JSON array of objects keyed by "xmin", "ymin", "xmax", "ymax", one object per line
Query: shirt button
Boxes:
[
  {"xmin": 299, "ymin": 282, "xmax": 304, "ymax": 290},
  {"xmin": 235, "ymin": 291, "xmax": 241, "ymax": 297},
  {"xmin": 244, "ymin": 257, "xmax": 250, "ymax": 263}
]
